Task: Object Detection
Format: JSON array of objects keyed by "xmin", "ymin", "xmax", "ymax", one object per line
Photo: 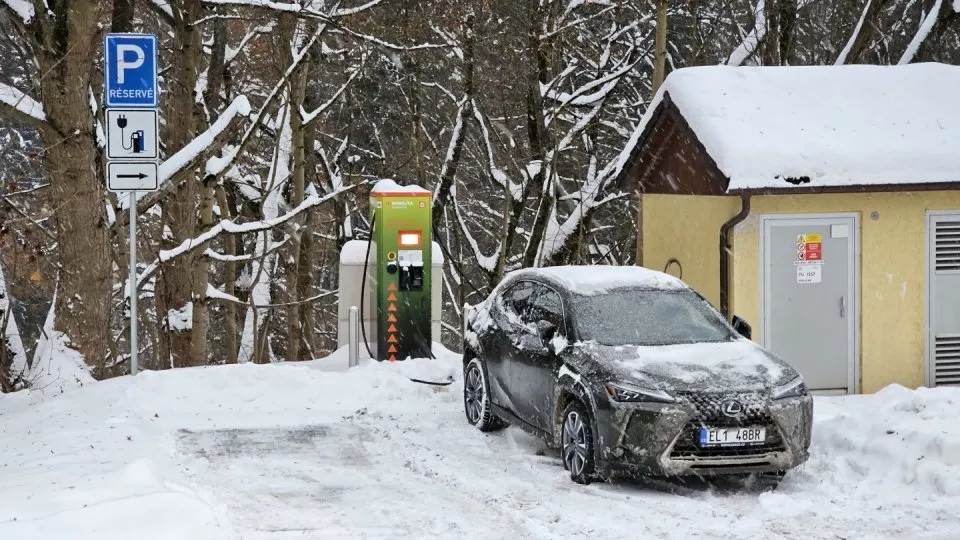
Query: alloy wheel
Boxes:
[
  {"xmin": 464, "ymin": 364, "xmax": 484, "ymax": 424},
  {"xmin": 562, "ymin": 410, "xmax": 588, "ymax": 476}
]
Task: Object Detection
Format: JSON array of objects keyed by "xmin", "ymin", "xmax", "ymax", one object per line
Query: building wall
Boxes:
[
  {"xmin": 731, "ymin": 190, "xmax": 960, "ymax": 393},
  {"xmin": 641, "ymin": 189, "xmax": 960, "ymax": 393},
  {"xmin": 641, "ymin": 194, "xmax": 739, "ymax": 308}
]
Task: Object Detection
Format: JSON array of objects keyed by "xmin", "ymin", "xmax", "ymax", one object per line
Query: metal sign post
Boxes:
[
  {"xmin": 104, "ymin": 33, "xmax": 160, "ymax": 375},
  {"xmin": 129, "ymin": 191, "xmax": 138, "ymax": 374}
]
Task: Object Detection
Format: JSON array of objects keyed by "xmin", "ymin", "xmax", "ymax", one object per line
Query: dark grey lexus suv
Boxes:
[{"xmin": 462, "ymin": 265, "xmax": 813, "ymax": 486}]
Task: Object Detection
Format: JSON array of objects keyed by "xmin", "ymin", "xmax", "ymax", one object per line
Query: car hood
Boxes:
[{"xmin": 571, "ymin": 338, "xmax": 797, "ymax": 394}]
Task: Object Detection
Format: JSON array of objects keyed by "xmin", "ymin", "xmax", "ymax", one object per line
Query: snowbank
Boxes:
[
  {"xmin": 27, "ymin": 294, "xmax": 95, "ymax": 394},
  {"xmin": 0, "ymin": 347, "xmax": 459, "ymax": 539},
  {"xmin": 0, "ymin": 379, "xmax": 229, "ymax": 540},
  {"xmin": 803, "ymin": 384, "xmax": 960, "ymax": 496},
  {"xmin": 3, "ymin": 342, "xmax": 959, "ymax": 539}
]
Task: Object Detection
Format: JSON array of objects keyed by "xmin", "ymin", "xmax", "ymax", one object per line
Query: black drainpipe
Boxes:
[{"xmin": 719, "ymin": 194, "xmax": 751, "ymax": 319}]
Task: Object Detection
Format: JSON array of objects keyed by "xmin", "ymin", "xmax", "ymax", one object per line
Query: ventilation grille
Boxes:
[
  {"xmin": 935, "ymin": 220, "xmax": 960, "ymax": 272},
  {"xmin": 934, "ymin": 335, "xmax": 960, "ymax": 386}
]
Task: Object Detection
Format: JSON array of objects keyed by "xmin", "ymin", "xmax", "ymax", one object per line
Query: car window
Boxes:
[
  {"xmin": 498, "ymin": 281, "xmax": 535, "ymax": 324},
  {"xmin": 571, "ymin": 289, "xmax": 734, "ymax": 346},
  {"xmin": 526, "ymin": 284, "xmax": 565, "ymax": 334}
]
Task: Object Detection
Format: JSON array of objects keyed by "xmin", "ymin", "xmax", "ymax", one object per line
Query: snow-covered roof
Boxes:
[
  {"xmin": 510, "ymin": 265, "xmax": 686, "ymax": 295},
  {"xmin": 370, "ymin": 179, "xmax": 431, "ymax": 196},
  {"xmin": 619, "ymin": 63, "xmax": 960, "ymax": 192}
]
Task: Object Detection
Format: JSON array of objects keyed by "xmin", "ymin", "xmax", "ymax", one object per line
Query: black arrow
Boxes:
[{"xmin": 117, "ymin": 173, "xmax": 149, "ymax": 179}]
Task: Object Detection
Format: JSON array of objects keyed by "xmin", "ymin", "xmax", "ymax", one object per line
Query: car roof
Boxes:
[{"xmin": 505, "ymin": 265, "xmax": 688, "ymax": 296}]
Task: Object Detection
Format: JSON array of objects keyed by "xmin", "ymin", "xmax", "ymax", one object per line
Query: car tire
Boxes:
[
  {"xmin": 561, "ymin": 400, "xmax": 597, "ymax": 485},
  {"xmin": 463, "ymin": 357, "xmax": 507, "ymax": 432}
]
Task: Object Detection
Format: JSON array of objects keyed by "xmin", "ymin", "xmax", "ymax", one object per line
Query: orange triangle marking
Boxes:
[
  {"xmin": 388, "ymin": 355, "xmax": 397, "ymax": 362},
  {"xmin": 387, "ymin": 314, "xmax": 397, "ymax": 322},
  {"xmin": 387, "ymin": 334, "xmax": 398, "ymax": 343},
  {"xmin": 388, "ymin": 344, "xmax": 398, "ymax": 353},
  {"xmin": 387, "ymin": 303, "xmax": 397, "ymax": 312},
  {"xmin": 388, "ymin": 283, "xmax": 397, "ymax": 291},
  {"xmin": 387, "ymin": 292, "xmax": 397, "ymax": 301},
  {"xmin": 388, "ymin": 324, "xmax": 398, "ymax": 333}
]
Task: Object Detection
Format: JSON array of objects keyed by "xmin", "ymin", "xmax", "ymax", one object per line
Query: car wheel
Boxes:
[
  {"xmin": 561, "ymin": 400, "xmax": 597, "ymax": 485},
  {"xmin": 463, "ymin": 357, "xmax": 507, "ymax": 432}
]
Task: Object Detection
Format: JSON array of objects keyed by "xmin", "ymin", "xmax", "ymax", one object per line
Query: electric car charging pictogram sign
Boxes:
[{"xmin": 106, "ymin": 109, "xmax": 158, "ymax": 160}]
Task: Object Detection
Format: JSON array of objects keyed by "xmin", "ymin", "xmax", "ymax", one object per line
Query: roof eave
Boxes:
[{"xmin": 727, "ymin": 181, "xmax": 960, "ymax": 196}]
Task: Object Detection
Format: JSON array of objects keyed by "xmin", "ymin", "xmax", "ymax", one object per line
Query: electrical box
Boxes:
[{"xmin": 369, "ymin": 180, "xmax": 433, "ymax": 361}]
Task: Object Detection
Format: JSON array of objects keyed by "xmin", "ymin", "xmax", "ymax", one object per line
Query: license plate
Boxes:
[{"xmin": 698, "ymin": 427, "xmax": 766, "ymax": 446}]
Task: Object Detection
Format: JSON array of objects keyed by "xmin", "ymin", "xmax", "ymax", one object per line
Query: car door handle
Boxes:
[{"xmin": 839, "ymin": 295, "xmax": 846, "ymax": 319}]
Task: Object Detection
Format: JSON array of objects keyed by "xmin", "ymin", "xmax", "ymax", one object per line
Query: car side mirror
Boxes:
[
  {"xmin": 731, "ymin": 315, "xmax": 752, "ymax": 340},
  {"xmin": 536, "ymin": 320, "xmax": 557, "ymax": 343},
  {"xmin": 528, "ymin": 320, "xmax": 557, "ymax": 357}
]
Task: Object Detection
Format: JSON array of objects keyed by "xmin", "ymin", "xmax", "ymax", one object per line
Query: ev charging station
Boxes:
[{"xmin": 338, "ymin": 179, "xmax": 442, "ymax": 362}]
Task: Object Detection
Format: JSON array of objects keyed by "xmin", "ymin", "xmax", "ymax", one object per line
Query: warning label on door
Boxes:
[
  {"xmin": 796, "ymin": 263, "xmax": 822, "ymax": 284},
  {"xmin": 796, "ymin": 233, "xmax": 822, "ymax": 262}
]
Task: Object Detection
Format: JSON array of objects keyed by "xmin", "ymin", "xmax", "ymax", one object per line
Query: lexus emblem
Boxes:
[{"xmin": 721, "ymin": 400, "xmax": 744, "ymax": 418}]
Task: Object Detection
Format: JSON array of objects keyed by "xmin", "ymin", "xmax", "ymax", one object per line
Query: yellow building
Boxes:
[{"xmin": 614, "ymin": 63, "xmax": 960, "ymax": 394}]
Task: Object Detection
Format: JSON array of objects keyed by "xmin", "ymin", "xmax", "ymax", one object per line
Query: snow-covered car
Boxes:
[{"xmin": 461, "ymin": 265, "xmax": 813, "ymax": 486}]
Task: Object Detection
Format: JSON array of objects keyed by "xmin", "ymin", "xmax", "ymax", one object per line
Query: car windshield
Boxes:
[{"xmin": 571, "ymin": 288, "xmax": 734, "ymax": 346}]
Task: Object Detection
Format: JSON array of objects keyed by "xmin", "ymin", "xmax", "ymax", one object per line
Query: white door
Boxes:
[
  {"xmin": 928, "ymin": 213, "xmax": 960, "ymax": 387},
  {"xmin": 762, "ymin": 215, "xmax": 858, "ymax": 393}
]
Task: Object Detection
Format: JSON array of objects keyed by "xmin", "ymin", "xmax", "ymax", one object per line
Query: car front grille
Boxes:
[{"xmin": 669, "ymin": 391, "xmax": 786, "ymax": 460}]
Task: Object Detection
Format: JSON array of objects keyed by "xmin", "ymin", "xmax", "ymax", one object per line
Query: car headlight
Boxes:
[
  {"xmin": 772, "ymin": 376, "xmax": 807, "ymax": 400},
  {"xmin": 604, "ymin": 382, "xmax": 676, "ymax": 404}
]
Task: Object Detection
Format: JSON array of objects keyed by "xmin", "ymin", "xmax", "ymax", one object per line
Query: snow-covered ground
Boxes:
[{"xmin": 2, "ymin": 346, "xmax": 959, "ymax": 539}]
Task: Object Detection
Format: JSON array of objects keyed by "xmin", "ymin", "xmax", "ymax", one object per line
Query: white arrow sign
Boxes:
[
  {"xmin": 108, "ymin": 161, "xmax": 158, "ymax": 192},
  {"xmin": 106, "ymin": 109, "xmax": 158, "ymax": 160}
]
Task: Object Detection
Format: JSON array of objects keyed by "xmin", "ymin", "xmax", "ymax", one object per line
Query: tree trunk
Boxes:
[
  {"xmin": 521, "ymin": 0, "xmax": 553, "ymax": 268},
  {"xmin": 297, "ymin": 70, "xmax": 324, "ymax": 360},
  {"xmin": 652, "ymin": 0, "xmax": 668, "ymax": 92},
  {"xmin": 30, "ymin": 2, "xmax": 113, "ymax": 376},
  {"xmin": 763, "ymin": 0, "xmax": 798, "ymax": 65},
  {"xmin": 189, "ymin": 10, "xmax": 229, "ymax": 366},
  {"xmin": 276, "ymin": 14, "xmax": 312, "ymax": 362},
  {"xmin": 158, "ymin": 0, "xmax": 203, "ymax": 369},
  {"xmin": 915, "ymin": 0, "xmax": 960, "ymax": 62},
  {"xmin": 431, "ymin": 14, "xmax": 475, "ymax": 235},
  {"xmin": 216, "ymin": 185, "xmax": 239, "ymax": 363},
  {"xmin": 400, "ymin": 0, "xmax": 426, "ymax": 187},
  {"xmin": 763, "ymin": 0, "xmax": 782, "ymax": 65},
  {"xmin": 778, "ymin": 0, "xmax": 798, "ymax": 65},
  {"xmin": 111, "ymin": 0, "xmax": 135, "ymax": 32}
]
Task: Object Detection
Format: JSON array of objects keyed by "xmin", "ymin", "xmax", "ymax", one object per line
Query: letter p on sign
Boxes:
[{"xmin": 116, "ymin": 44, "xmax": 145, "ymax": 84}]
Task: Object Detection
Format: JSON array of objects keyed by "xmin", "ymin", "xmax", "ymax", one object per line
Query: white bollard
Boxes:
[{"xmin": 348, "ymin": 306, "xmax": 360, "ymax": 368}]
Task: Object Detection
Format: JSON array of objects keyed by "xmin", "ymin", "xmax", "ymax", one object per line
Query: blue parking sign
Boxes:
[{"xmin": 104, "ymin": 34, "xmax": 158, "ymax": 108}]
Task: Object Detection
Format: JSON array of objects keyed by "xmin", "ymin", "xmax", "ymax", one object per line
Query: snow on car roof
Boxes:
[
  {"xmin": 510, "ymin": 265, "xmax": 687, "ymax": 295},
  {"xmin": 616, "ymin": 63, "xmax": 960, "ymax": 191}
]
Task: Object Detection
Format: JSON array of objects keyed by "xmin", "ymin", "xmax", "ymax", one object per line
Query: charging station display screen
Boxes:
[{"xmin": 398, "ymin": 232, "xmax": 421, "ymax": 247}]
